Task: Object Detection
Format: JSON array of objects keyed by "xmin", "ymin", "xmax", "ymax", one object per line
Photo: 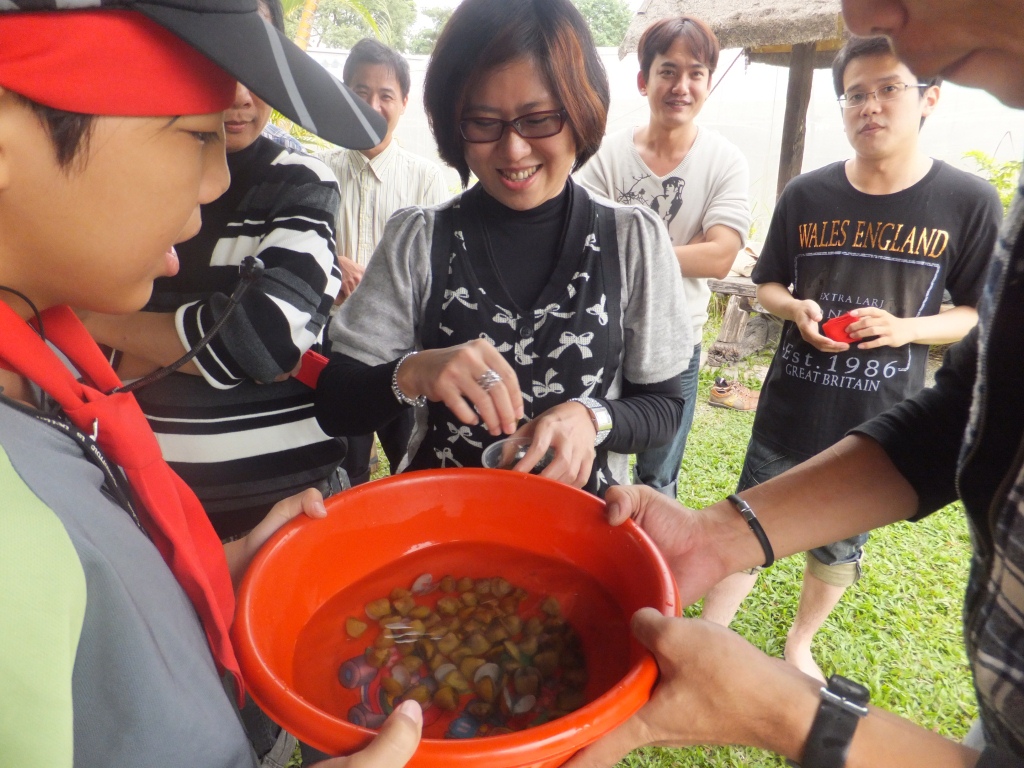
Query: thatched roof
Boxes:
[{"xmin": 619, "ymin": 0, "xmax": 844, "ymax": 61}]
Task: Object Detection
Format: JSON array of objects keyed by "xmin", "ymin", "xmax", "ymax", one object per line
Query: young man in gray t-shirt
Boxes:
[{"xmin": 577, "ymin": 15, "xmax": 749, "ymax": 499}]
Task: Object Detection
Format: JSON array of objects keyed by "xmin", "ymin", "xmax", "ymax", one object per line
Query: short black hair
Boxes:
[
  {"xmin": 831, "ymin": 35, "xmax": 941, "ymax": 96},
  {"xmin": 257, "ymin": 0, "xmax": 286, "ymax": 33},
  {"xmin": 638, "ymin": 16, "xmax": 719, "ymax": 82},
  {"xmin": 423, "ymin": 0, "xmax": 609, "ymax": 186},
  {"xmin": 343, "ymin": 38, "xmax": 411, "ymax": 100},
  {"xmin": 14, "ymin": 93, "xmax": 93, "ymax": 171}
]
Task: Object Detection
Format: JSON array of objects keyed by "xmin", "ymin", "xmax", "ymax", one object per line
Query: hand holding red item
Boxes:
[{"xmin": 822, "ymin": 312, "xmax": 859, "ymax": 344}]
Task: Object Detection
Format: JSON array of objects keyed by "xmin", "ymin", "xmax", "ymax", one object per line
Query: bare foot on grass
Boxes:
[{"xmin": 783, "ymin": 640, "xmax": 827, "ymax": 683}]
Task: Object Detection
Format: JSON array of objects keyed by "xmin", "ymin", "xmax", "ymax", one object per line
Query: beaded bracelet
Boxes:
[
  {"xmin": 727, "ymin": 494, "xmax": 775, "ymax": 568},
  {"xmin": 391, "ymin": 351, "xmax": 426, "ymax": 408}
]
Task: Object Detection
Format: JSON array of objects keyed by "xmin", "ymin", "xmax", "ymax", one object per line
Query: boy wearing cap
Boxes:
[
  {"xmin": 0, "ymin": 3, "xmax": 419, "ymax": 766},
  {"xmin": 84, "ymin": 0, "xmax": 352, "ymax": 541}
]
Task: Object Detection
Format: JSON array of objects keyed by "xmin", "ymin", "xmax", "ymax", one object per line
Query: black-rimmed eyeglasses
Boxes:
[
  {"xmin": 459, "ymin": 109, "xmax": 568, "ymax": 143},
  {"xmin": 838, "ymin": 82, "xmax": 930, "ymax": 109}
]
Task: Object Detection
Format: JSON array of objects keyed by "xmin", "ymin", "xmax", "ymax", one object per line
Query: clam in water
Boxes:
[{"xmin": 338, "ymin": 574, "xmax": 589, "ymax": 738}]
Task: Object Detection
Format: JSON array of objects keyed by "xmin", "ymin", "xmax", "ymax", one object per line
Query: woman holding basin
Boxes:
[{"xmin": 315, "ymin": 0, "xmax": 691, "ymax": 495}]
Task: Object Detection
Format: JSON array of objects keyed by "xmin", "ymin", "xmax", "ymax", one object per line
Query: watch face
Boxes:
[{"xmin": 828, "ymin": 675, "xmax": 870, "ymax": 705}]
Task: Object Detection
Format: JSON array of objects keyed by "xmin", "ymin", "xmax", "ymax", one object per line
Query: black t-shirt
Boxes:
[{"xmin": 751, "ymin": 160, "xmax": 1001, "ymax": 457}]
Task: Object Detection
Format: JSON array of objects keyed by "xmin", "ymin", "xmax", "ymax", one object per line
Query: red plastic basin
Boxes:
[{"xmin": 233, "ymin": 468, "xmax": 679, "ymax": 768}]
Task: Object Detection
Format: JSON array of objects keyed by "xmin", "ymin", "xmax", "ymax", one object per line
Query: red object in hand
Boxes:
[
  {"xmin": 295, "ymin": 350, "xmax": 328, "ymax": 389},
  {"xmin": 822, "ymin": 312, "xmax": 858, "ymax": 343}
]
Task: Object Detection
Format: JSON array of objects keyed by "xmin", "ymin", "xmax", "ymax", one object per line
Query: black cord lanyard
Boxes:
[
  {"xmin": 0, "ymin": 391, "xmax": 147, "ymax": 536},
  {"xmin": 108, "ymin": 255, "xmax": 264, "ymax": 394},
  {"xmin": 0, "ymin": 256, "xmax": 265, "ymax": 529}
]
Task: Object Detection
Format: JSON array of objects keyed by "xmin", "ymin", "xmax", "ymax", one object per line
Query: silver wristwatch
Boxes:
[{"xmin": 569, "ymin": 396, "xmax": 612, "ymax": 447}]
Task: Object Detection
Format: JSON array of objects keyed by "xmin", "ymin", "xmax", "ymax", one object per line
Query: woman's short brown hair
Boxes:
[
  {"xmin": 423, "ymin": 0, "xmax": 609, "ymax": 187},
  {"xmin": 638, "ymin": 16, "xmax": 720, "ymax": 82}
]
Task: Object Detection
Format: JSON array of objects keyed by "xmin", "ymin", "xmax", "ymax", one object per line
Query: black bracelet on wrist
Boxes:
[{"xmin": 727, "ymin": 494, "xmax": 775, "ymax": 568}]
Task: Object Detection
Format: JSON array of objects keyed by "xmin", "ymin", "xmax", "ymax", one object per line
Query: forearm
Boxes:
[
  {"xmin": 314, "ymin": 353, "xmax": 407, "ymax": 436},
  {"xmin": 673, "ymin": 225, "xmax": 742, "ymax": 279},
  {"xmin": 673, "ymin": 242, "xmax": 733, "ymax": 279},
  {"xmin": 716, "ymin": 638, "xmax": 978, "ymax": 765},
  {"xmin": 755, "ymin": 282, "xmax": 805, "ymax": 321},
  {"xmin": 602, "ymin": 376, "xmax": 683, "ymax": 453},
  {"xmin": 710, "ymin": 434, "xmax": 918, "ymax": 574},
  {"xmin": 842, "ymin": 708, "xmax": 980, "ymax": 768},
  {"xmin": 900, "ymin": 305, "xmax": 978, "ymax": 345},
  {"xmin": 82, "ymin": 311, "xmax": 199, "ymax": 374},
  {"xmin": 752, "ymin": 657, "xmax": 980, "ymax": 767}
]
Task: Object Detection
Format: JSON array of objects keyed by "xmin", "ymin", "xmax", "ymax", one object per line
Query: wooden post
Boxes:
[{"xmin": 775, "ymin": 41, "xmax": 816, "ymax": 200}]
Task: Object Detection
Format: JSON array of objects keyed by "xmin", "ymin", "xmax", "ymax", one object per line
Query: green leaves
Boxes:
[
  {"xmin": 570, "ymin": 0, "xmax": 632, "ymax": 48},
  {"xmin": 965, "ymin": 149, "xmax": 1022, "ymax": 213}
]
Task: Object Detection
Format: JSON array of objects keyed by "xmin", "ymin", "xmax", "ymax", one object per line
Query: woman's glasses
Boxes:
[{"xmin": 459, "ymin": 109, "xmax": 568, "ymax": 143}]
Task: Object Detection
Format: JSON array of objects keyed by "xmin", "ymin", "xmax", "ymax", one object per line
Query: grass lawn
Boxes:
[
  {"xmin": 350, "ymin": 301, "xmax": 977, "ymax": 767},
  {"xmin": 618, "ymin": 365, "xmax": 975, "ymax": 768}
]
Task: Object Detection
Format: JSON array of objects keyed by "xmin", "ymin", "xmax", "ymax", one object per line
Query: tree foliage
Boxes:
[
  {"xmin": 965, "ymin": 149, "xmax": 1023, "ymax": 213},
  {"xmin": 409, "ymin": 6, "xmax": 453, "ymax": 55},
  {"xmin": 570, "ymin": 0, "xmax": 632, "ymax": 47},
  {"xmin": 303, "ymin": 0, "xmax": 417, "ymax": 52}
]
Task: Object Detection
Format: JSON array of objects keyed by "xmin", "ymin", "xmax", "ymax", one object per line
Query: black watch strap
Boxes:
[{"xmin": 790, "ymin": 674, "xmax": 870, "ymax": 768}]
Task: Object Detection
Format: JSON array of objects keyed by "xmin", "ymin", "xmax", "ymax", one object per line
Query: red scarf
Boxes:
[{"xmin": 0, "ymin": 303, "xmax": 244, "ymax": 704}]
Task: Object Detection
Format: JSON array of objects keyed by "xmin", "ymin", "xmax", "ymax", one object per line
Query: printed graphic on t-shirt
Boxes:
[
  {"xmin": 776, "ymin": 249, "xmax": 940, "ymax": 395},
  {"xmin": 795, "ymin": 217, "xmax": 951, "ymax": 259},
  {"xmin": 750, "ymin": 160, "xmax": 998, "ymax": 458},
  {"xmin": 614, "ymin": 174, "xmax": 685, "ymax": 229}
]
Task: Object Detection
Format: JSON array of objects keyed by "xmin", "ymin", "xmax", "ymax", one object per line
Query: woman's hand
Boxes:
[
  {"xmin": 562, "ymin": 610, "xmax": 820, "ymax": 768},
  {"xmin": 312, "ymin": 699, "xmax": 423, "ymax": 768},
  {"xmin": 510, "ymin": 401, "xmax": 596, "ymax": 488},
  {"xmin": 396, "ymin": 340, "xmax": 524, "ymax": 436},
  {"xmin": 224, "ymin": 487, "xmax": 327, "ymax": 590}
]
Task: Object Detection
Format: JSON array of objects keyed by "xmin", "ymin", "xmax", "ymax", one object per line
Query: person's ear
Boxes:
[
  {"xmin": 920, "ymin": 82, "xmax": 940, "ymax": 118},
  {"xmin": 637, "ymin": 70, "xmax": 648, "ymax": 96}
]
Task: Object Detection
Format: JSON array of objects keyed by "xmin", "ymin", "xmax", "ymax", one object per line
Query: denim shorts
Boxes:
[{"xmin": 737, "ymin": 434, "xmax": 868, "ymax": 583}]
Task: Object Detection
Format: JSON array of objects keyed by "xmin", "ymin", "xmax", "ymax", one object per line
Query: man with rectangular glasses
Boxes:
[{"xmin": 699, "ymin": 35, "xmax": 1002, "ymax": 680}]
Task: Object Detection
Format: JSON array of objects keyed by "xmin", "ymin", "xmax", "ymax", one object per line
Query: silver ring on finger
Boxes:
[{"xmin": 476, "ymin": 369, "xmax": 502, "ymax": 392}]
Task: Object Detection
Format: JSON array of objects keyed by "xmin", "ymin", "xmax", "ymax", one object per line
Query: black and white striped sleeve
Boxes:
[{"xmin": 179, "ymin": 149, "xmax": 342, "ymax": 388}]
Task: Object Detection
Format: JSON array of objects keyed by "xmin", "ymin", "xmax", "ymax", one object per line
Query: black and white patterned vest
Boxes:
[{"xmin": 409, "ymin": 188, "xmax": 622, "ymax": 495}]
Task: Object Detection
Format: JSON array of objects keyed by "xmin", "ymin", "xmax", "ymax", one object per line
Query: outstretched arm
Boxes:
[
  {"xmin": 604, "ymin": 433, "xmax": 918, "ymax": 606},
  {"xmin": 563, "ymin": 610, "xmax": 981, "ymax": 768}
]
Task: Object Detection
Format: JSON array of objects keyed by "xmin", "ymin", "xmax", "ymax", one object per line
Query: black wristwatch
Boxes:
[{"xmin": 788, "ymin": 674, "xmax": 870, "ymax": 768}]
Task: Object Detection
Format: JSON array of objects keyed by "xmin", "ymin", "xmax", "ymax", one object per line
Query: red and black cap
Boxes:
[{"xmin": 0, "ymin": 0, "xmax": 386, "ymax": 150}]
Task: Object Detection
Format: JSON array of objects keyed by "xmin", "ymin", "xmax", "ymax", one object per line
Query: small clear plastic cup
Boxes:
[{"xmin": 481, "ymin": 437, "xmax": 555, "ymax": 473}]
